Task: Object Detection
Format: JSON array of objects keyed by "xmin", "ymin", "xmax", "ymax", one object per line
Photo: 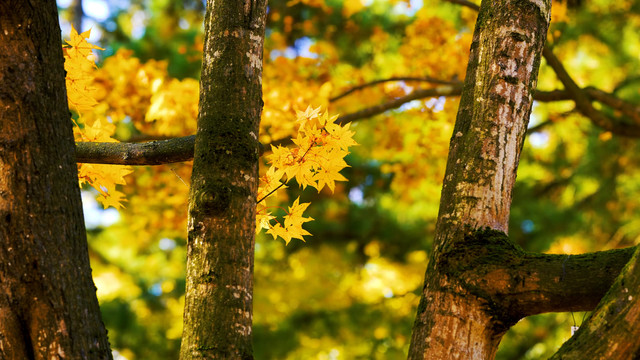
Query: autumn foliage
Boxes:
[
  {"xmin": 258, "ymin": 106, "xmax": 357, "ymax": 243},
  {"xmin": 64, "ymin": 27, "xmax": 357, "ymax": 244}
]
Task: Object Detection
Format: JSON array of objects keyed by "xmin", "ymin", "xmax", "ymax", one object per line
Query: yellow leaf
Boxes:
[
  {"xmin": 97, "ymin": 189, "xmax": 127, "ymax": 210},
  {"xmin": 63, "ymin": 26, "xmax": 103, "ymax": 113},
  {"xmin": 266, "ymin": 197, "xmax": 313, "ymax": 245},
  {"xmin": 256, "ymin": 207, "xmax": 275, "ymax": 232}
]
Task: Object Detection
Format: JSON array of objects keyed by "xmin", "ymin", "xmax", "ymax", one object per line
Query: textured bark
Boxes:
[
  {"xmin": 179, "ymin": 1, "xmax": 267, "ymax": 359},
  {"xmin": 549, "ymin": 247, "xmax": 640, "ymax": 359},
  {"xmin": 408, "ymin": 1, "xmax": 551, "ymax": 359},
  {"xmin": 0, "ymin": 1, "xmax": 112, "ymax": 359}
]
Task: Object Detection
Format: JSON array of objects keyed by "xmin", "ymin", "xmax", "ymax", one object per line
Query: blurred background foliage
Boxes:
[{"xmin": 57, "ymin": 0, "xmax": 640, "ymax": 358}]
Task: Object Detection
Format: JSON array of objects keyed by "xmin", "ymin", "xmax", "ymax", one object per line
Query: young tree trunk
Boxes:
[
  {"xmin": 408, "ymin": 0, "xmax": 552, "ymax": 358},
  {"xmin": 0, "ymin": 1, "xmax": 112, "ymax": 359},
  {"xmin": 179, "ymin": 1, "xmax": 267, "ymax": 359}
]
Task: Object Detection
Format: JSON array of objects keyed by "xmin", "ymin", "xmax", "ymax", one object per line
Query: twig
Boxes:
[
  {"xmin": 257, "ymin": 181, "xmax": 285, "ymax": 204},
  {"xmin": 330, "ymin": 76, "xmax": 460, "ymax": 102},
  {"xmin": 337, "ymin": 84, "xmax": 463, "ymax": 125},
  {"xmin": 443, "ymin": 0, "xmax": 480, "ymax": 11}
]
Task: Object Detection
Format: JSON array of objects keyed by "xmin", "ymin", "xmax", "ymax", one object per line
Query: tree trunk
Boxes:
[
  {"xmin": 0, "ymin": 1, "xmax": 112, "ymax": 359},
  {"xmin": 179, "ymin": 1, "xmax": 267, "ymax": 359},
  {"xmin": 408, "ymin": 0, "xmax": 552, "ymax": 358}
]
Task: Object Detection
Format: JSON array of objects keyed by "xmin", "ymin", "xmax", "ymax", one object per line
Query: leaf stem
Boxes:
[{"xmin": 256, "ymin": 181, "xmax": 286, "ymax": 204}]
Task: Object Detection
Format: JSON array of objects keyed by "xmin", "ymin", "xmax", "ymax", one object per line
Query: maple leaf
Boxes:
[
  {"xmin": 64, "ymin": 26, "xmax": 104, "ymax": 58},
  {"xmin": 266, "ymin": 223, "xmax": 292, "ymax": 244},
  {"xmin": 324, "ymin": 122, "xmax": 357, "ymax": 150},
  {"xmin": 97, "ymin": 189, "xmax": 128, "ymax": 210},
  {"xmin": 295, "ymin": 105, "xmax": 323, "ymax": 130},
  {"xmin": 63, "ymin": 26, "xmax": 103, "ymax": 113},
  {"xmin": 266, "ymin": 197, "xmax": 313, "ymax": 245},
  {"xmin": 78, "ymin": 163, "xmax": 133, "ymax": 209},
  {"xmin": 256, "ymin": 207, "xmax": 275, "ymax": 232},
  {"xmin": 258, "ymin": 167, "xmax": 288, "ymax": 203},
  {"xmin": 282, "ymin": 198, "xmax": 314, "ymax": 242},
  {"xmin": 312, "ymin": 159, "xmax": 349, "ymax": 193},
  {"xmin": 78, "ymin": 119, "xmax": 118, "ymax": 142}
]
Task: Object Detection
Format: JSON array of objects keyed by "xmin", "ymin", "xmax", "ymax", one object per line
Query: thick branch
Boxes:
[
  {"xmin": 550, "ymin": 246, "xmax": 640, "ymax": 359},
  {"xmin": 76, "ymin": 135, "xmax": 195, "ymax": 165},
  {"xmin": 476, "ymin": 246, "xmax": 637, "ymax": 317},
  {"xmin": 439, "ymin": 230, "xmax": 636, "ymax": 327},
  {"xmin": 440, "ymin": 230, "xmax": 638, "ymax": 319}
]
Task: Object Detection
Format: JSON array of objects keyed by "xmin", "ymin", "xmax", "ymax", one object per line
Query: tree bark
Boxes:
[
  {"xmin": 179, "ymin": 1, "xmax": 267, "ymax": 359},
  {"xmin": 408, "ymin": 0, "xmax": 551, "ymax": 358},
  {"xmin": 0, "ymin": 1, "xmax": 112, "ymax": 359}
]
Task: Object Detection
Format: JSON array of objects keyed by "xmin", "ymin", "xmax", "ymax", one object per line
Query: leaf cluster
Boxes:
[{"xmin": 257, "ymin": 106, "xmax": 357, "ymax": 244}]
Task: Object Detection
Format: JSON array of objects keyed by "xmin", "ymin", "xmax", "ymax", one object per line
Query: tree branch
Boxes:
[
  {"xmin": 336, "ymin": 84, "xmax": 463, "ymax": 125},
  {"xmin": 542, "ymin": 47, "xmax": 640, "ymax": 137},
  {"xmin": 498, "ymin": 247, "xmax": 636, "ymax": 317},
  {"xmin": 447, "ymin": 232, "xmax": 637, "ymax": 320},
  {"xmin": 335, "ymin": 84, "xmax": 578, "ymax": 126},
  {"xmin": 71, "ymin": 86, "xmax": 577, "ymax": 165},
  {"xmin": 330, "ymin": 76, "xmax": 460, "ymax": 102},
  {"xmin": 75, "ymin": 135, "xmax": 195, "ymax": 165},
  {"xmin": 548, "ymin": 246, "xmax": 640, "ymax": 359}
]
